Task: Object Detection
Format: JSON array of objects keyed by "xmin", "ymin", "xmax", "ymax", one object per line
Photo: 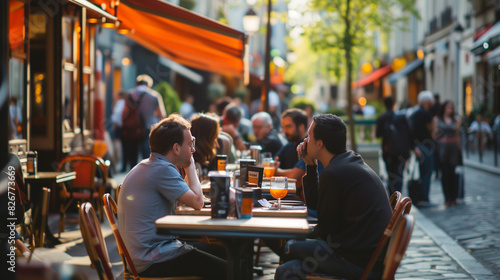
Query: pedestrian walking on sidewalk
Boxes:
[
  {"xmin": 376, "ymin": 96, "xmax": 412, "ymax": 195},
  {"xmin": 433, "ymin": 101, "xmax": 463, "ymax": 207},
  {"xmin": 409, "ymin": 91, "xmax": 436, "ymax": 206}
]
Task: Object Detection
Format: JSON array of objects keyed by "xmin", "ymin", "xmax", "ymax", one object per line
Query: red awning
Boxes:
[
  {"xmin": 9, "ymin": 0, "xmax": 24, "ymax": 52},
  {"xmin": 92, "ymin": 0, "xmax": 247, "ymax": 78},
  {"xmin": 352, "ymin": 65, "xmax": 392, "ymax": 88}
]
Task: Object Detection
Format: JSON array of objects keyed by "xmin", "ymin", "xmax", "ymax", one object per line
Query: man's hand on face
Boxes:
[
  {"xmin": 297, "ymin": 138, "xmax": 315, "ymax": 165},
  {"xmin": 184, "ymin": 155, "xmax": 197, "ymax": 174}
]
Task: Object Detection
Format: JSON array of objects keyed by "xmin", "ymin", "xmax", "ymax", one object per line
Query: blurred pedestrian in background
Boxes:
[
  {"xmin": 409, "ymin": 90, "xmax": 435, "ymax": 207},
  {"xmin": 180, "ymin": 94, "xmax": 195, "ymax": 121},
  {"xmin": 434, "ymin": 101, "xmax": 463, "ymax": 207},
  {"xmin": 111, "ymin": 91, "xmax": 127, "ymax": 172},
  {"xmin": 376, "ymin": 96, "xmax": 412, "ymax": 195},
  {"xmin": 468, "ymin": 113, "xmax": 493, "ymax": 155}
]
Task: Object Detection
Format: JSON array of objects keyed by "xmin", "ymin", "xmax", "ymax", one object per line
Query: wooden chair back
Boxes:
[
  {"xmin": 360, "ymin": 197, "xmax": 412, "ymax": 280},
  {"xmin": 116, "ymin": 184, "xmax": 121, "ymax": 204},
  {"xmin": 79, "ymin": 202, "xmax": 114, "ymax": 280},
  {"xmin": 57, "ymin": 154, "xmax": 107, "ymax": 235},
  {"xmin": 58, "ymin": 155, "xmax": 108, "ymax": 190},
  {"xmin": 102, "ymin": 193, "xmax": 203, "ymax": 280},
  {"xmin": 382, "ymin": 214, "xmax": 415, "ymax": 280},
  {"xmin": 388, "ymin": 191, "xmax": 402, "ymax": 211}
]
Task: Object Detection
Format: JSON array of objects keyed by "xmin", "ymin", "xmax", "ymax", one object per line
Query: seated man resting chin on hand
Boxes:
[
  {"xmin": 275, "ymin": 114, "xmax": 392, "ymax": 280},
  {"xmin": 118, "ymin": 114, "xmax": 226, "ymax": 280}
]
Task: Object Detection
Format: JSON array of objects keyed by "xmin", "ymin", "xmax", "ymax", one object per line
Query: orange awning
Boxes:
[
  {"xmin": 92, "ymin": 0, "xmax": 247, "ymax": 78},
  {"xmin": 352, "ymin": 65, "xmax": 392, "ymax": 88}
]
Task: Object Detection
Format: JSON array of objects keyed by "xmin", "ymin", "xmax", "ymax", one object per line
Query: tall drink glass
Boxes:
[{"xmin": 270, "ymin": 177, "xmax": 288, "ymax": 210}]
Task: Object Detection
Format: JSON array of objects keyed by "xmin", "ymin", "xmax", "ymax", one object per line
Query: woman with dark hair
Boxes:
[
  {"xmin": 190, "ymin": 113, "xmax": 220, "ymax": 180},
  {"xmin": 433, "ymin": 100, "xmax": 463, "ymax": 207}
]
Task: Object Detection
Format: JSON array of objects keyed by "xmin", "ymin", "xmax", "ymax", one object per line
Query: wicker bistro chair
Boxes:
[
  {"xmin": 102, "ymin": 193, "xmax": 202, "ymax": 280},
  {"xmin": 307, "ymin": 197, "xmax": 413, "ymax": 280},
  {"xmin": 382, "ymin": 214, "xmax": 415, "ymax": 279},
  {"xmin": 57, "ymin": 155, "xmax": 108, "ymax": 237},
  {"xmin": 79, "ymin": 202, "xmax": 114, "ymax": 280},
  {"xmin": 388, "ymin": 191, "xmax": 402, "ymax": 212}
]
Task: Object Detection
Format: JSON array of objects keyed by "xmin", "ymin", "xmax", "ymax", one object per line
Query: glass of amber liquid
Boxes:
[
  {"xmin": 270, "ymin": 177, "xmax": 288, "ymax": 210},
  {"xmin": 262, "ymin": 157, "xmax": 276, "ymax": 177}
]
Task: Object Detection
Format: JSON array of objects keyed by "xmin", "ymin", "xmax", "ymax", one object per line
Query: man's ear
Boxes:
[
  {"xmin": 317, "ymin": 139, "xmax": 324, "ymax": 149},
  {"xmin": 173, "ymin": 142, "xmax": 181, "ymax": 155}
]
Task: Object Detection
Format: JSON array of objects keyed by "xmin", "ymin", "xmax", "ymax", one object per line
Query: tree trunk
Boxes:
[{"xmin": 344, "ymin": 0, "xmax": 357, "ymax": 151}]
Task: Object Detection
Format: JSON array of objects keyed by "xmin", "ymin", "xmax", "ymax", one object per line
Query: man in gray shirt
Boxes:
[{"xmin": 118, "ymin": 114, "xmax": 226, "ymax": 279}]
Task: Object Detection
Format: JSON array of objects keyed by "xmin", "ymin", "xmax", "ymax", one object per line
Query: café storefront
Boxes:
[{"xmin": 3, "ymin": 0, "xmax": 247, "ymax": 171}]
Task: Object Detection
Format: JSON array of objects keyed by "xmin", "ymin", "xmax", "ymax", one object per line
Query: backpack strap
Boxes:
[{"xmin": 127, "ymin": 91, "xmax": 147, "ymax": 107}]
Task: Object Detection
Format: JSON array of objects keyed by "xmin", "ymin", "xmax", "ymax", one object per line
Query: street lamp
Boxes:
[
  {"xmin": 454, "ymin": 22, "xmax": 464, "ymax": 116},
  {"xmin": 243, "ymin": 8, "xmax": 259, "ymax": 33},
  {"xmin": 242, "ymin": 0, "xmax": 272, "ymax": 113}
]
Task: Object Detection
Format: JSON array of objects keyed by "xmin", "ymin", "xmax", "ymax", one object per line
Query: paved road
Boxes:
[{"xmin": 418, "ymin": 166, "xmax": 500, "ymax": 279}]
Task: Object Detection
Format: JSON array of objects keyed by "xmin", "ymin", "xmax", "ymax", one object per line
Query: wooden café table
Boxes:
[
  {"xmin": 24, "ymin": 171, "xmax": 76, "ymax": 247},
  {"xmin": 156, "ymin": 215, "xmax": 310, "ymax": 280}
]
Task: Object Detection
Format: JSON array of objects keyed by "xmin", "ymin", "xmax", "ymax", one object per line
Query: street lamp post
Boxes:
[
  {"xmin": 243, "ymin": 0, "xmax": 271, "ymax": 113},
  {"xmin": 262, "ymin": 0, "xmax": 272, "ymax": 113},
  {"xmin": 454, "ymin": 22, "xmax": 464, "ymax": 116}
]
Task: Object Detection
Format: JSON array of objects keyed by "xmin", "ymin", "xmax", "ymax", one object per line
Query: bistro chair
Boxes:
[
  {"xmin": 57, "ymin": 155, "xmax": 108, "ymax": 237},
  {"xmin": 33, "ymin": 187, "xmax": 51, "ymax": 248},
  {"xmin": 382, "ymin": 214, "xmax": 415, "ymax": 279},
  {"xmin": 102, "ymin": 194, "xmax": 202, "ymax": 280},
  {"xmin": 115, "ymin": 184, "xmax": 121, "ymax": 203},
  {"xmin": 307, "ymin": 197, "xmax": 413, "ymax": 280},
  {"xmin": 388, "ymin": 191, "xmax": 402, "ymax": 211},
  {"xmin": 79, "ymin": 202, "xmax": 114, "ymax": 280}
]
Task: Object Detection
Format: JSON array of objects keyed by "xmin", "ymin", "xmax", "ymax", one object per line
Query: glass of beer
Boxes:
[
  {"xmin": 262, "ymin": 157, "xmax": 276, "ymax": 178},
  {"xmin": 270, "ymin": 177, "xmax": 288, "ymax": 210}
]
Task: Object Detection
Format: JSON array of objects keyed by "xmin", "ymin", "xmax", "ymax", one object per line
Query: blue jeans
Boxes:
[
  {"xmin": 416, "ymin": 143, "xmax": 435, "ymax": 202},
  {"xmin": 275, "ymin": 239, "xmax": 380, "ymax": 280}
]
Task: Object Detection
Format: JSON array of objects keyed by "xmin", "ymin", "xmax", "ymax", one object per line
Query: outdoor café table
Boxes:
[
  {"xmin": 25, "ymin": 171, "xmax": 76, "ymax": 247},
  {"xmin": 156, "ymin": 215, "xmax": 310, "ymax": 280},
  {"xmin": 176, "ymin": 204, "xmax": 308, "ymax": 218},
  {"xmin": 201, "ymin": 178, "xmax": 297, "ymax": 194}
]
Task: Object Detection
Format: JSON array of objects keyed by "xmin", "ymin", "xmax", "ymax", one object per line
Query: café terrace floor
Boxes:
[
  {"xmin": 22, "ymin": 203, "xmax": 481, "ymax": 279},
  {"xmin": 20, "ymin": 169, "xmax": 495, "ymax": 280}
]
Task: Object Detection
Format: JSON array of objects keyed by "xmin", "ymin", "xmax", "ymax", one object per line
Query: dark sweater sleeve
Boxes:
[{"xmin": 303, "ymin": 164, "xmax": 319, "ymax": 210}]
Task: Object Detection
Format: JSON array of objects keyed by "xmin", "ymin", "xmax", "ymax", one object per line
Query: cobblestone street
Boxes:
[{"xmin": 418, "ymin": 165, "xmax": 500, "ymax": 279}]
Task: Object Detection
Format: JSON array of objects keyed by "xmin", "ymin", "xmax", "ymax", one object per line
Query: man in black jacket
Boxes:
[
  {"xmin": 376, "ymin": 96, "xmax": 412, "ymax": 195},
  {"xmin": 275, "ymin": 114, "xmax": 392, "ymax": 280}
]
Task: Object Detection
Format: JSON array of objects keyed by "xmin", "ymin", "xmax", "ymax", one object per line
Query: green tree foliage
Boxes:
[
  {"xmin": 289, "ymin": 96, "xmax": 317, "ymax": 113},
  {"xmin": 153, "ymin": 81, "xmax": 181, "ymax": 115},
  {"xmin": 290, "ymin": 0, "xmax": 417, "ymax": 151}
]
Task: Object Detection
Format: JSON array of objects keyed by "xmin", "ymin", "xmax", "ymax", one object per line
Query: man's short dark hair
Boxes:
[
  {"xmin": 282, "ymin": 108, "xmax": 308, "ymax": 130},
  {"xmin": 312, "ymin": 114, "xmax": 346, "ymax": 155},
  {"xmin": 149, "ymin": 114, "xmax": 191, "ymax": 155},
  {"xmin": 384, "ymin": 96, "xmax": 394, "ymax": 110},
  {"xmin": 223, "ymin": 103, "xmax": 243, "ymax": 123}
]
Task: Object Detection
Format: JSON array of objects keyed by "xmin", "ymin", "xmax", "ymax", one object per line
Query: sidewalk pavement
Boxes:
[
  {"xmin": 463, "ymin": 148, "xmax": 500, "ymax": 175},
  {"xmin": 416, "ymin": 165, "xmax": 500, "ymax": 280}
]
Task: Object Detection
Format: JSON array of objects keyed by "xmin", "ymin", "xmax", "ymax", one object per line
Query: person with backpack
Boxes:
[
  {"xmin": 376, "ymin": 96, "xmax": 412, "ymax": 195},
  {"xmin": 121, "ymin": 75, "xmax": 166, "ymax": 172}
]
